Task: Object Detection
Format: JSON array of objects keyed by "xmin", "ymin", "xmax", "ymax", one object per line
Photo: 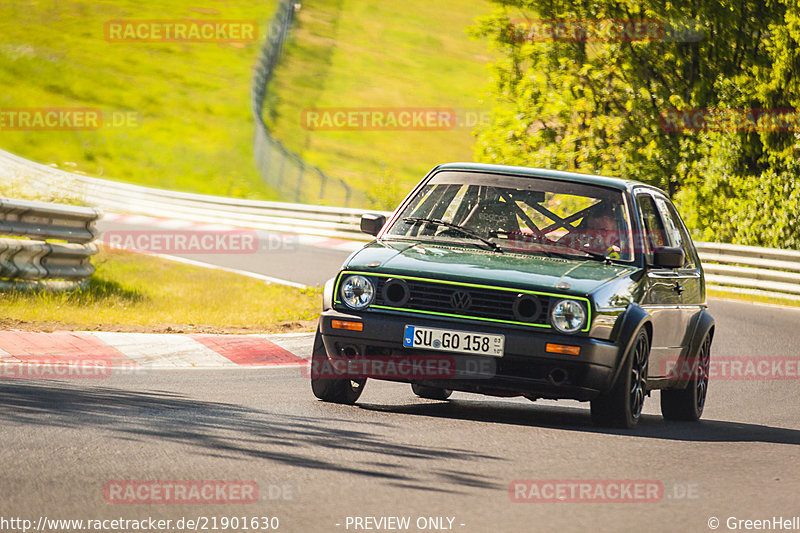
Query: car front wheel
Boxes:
[
  {"xmin": 591, "ymin": 328, "xmax": 650, "ymax": 429},
  {"xmin": 310, "ymin": 327, "xmax": 366, "ymax": 405}
]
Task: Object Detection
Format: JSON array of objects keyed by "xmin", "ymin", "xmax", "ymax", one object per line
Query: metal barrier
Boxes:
[
  {"xmin": 695, "ymin": 242, "xmax": 800, "ymax": 298},
  {"xmin": 0, "ymin": 198, "xmax": 101, "ymax": 282},
  {"xmin": 0, "ymin": 197, "xmax": 100, "ymax": 243},
  {"xmin": 251, "ymin": 0, "xmax": 355, "ymax": 206}
]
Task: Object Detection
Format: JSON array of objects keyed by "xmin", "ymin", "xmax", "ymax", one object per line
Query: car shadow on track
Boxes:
[
  {"xmin": 0, "ymin": 382, "xmax": 503, "ymax": 493},
  {"xmin": 357, "ymin": 399, "xmax": 800, "ymax": 445}
]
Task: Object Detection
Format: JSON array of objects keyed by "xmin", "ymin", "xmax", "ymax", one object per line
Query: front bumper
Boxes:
[{"xmin": 318, "ymin": 309, "xmax": 622, "ymax": 401}]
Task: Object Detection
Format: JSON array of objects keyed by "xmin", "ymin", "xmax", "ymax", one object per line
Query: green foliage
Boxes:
[
  {"xmin": 472, "ymin": 0, "xmax": 800, "ymax": 247},
  {"xmin": 365, "ymin": 166, "xmax": 404, "ymax": 210}
]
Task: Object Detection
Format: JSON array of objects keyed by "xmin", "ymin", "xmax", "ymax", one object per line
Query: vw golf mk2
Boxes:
[{"xmin": 310, "ymin": 163, "xmax": 714, "ymax": 428}]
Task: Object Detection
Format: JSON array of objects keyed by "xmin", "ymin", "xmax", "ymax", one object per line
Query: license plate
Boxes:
[{"xmin": 403, "ymin": 325, "xmax": 504, "ymax": 357}]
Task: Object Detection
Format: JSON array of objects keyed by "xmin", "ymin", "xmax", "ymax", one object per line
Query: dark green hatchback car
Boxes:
[{"xmin": 311, "ymin": 163, "xmax": 714, "ymax": 428}]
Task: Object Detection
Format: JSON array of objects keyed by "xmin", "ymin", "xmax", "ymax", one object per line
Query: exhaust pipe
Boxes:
[
  {"xmin": 339, "ymin": 344, "xmax": 360, "ymax": 357},
  {"xmin": 547, "ymin": 368, "xmax": 569, "ymax": 387}
]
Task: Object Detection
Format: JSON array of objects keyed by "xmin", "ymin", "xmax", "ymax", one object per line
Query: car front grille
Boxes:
[{"xmin": 371, "ymin": 276, "xmax": 552, "ymax": 327}]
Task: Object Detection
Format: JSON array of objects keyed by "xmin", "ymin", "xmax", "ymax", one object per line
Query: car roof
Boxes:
[{"xmin": 433, "ymin": 162, "xmax": 667, "ymax": 195}]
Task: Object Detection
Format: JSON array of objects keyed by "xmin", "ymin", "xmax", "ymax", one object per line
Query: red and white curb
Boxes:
[{"xmin": 0, "ymin": 331, "xmax": 314, "ymax": 373}]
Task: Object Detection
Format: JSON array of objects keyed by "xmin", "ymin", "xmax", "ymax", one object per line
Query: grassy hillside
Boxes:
[
  {"xmin": 1, "ymin": 0, "xmax": 493, "ymax": 208},
  {"xmin": 262, "ymin": 0, "xmax": 494, "ymax": 208},
  {"xmin": 0, "ymin": 0, "xmax": 277, "ymax": 199}
]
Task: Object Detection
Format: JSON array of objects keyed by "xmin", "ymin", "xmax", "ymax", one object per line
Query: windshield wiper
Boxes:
[
  {"xmin": 402, "ymin": 217, "xmax": 502, "ymax": 252},
  {"xmin": 553, "ymin": 246, "xmax": 609, "ymax": 263},
  {"xmin": 491, "ymin": 230, "xmax": 559, "ymax": 258}
]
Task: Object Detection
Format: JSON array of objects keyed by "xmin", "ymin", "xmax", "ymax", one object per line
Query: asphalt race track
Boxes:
[{"xmin": 1, "ymin": 218, "xmax": 798, "ymax": 533}]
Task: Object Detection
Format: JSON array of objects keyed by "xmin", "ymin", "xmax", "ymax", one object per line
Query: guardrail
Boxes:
[
  {"xmin": 2, "ymin": 147, "xmax": 798, "ymax": 298},
  {"xmin": 695, "ymin": 242, "xmax": 800, "ymax": 298},
  {"xmin": 0, "ymin": 197, "xmax": 99, "ymax": 243},
  {"xmin": 0, "ymin": 197, "xmax": 101, "ymax": 282}
]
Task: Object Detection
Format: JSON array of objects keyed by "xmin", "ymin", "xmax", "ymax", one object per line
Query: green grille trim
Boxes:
[{"xmin": 333, "ymin": 271, "xmax": 592, "ymax": 332}]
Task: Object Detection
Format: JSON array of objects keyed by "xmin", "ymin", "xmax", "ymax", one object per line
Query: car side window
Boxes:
[
  {"xmin": 654, "ymin": 196, "xmax": 696, "ymax": 269},
  {"xmin": 635, "ymin": 194, "xmax": 666, "ymax": 263}
]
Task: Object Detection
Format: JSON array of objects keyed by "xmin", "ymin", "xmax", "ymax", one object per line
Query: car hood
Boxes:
[{"xmin": 344, "ymin": 240, "xmax": 637, "ymax": 296}]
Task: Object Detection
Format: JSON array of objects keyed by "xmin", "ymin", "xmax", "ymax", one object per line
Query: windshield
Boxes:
[{"xmin": 385, "ymin": 171, "xmax": 634, "ymax": 261}]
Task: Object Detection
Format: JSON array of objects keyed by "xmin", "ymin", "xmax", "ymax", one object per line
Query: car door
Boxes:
[
  {"xmin": 634, "ymin": 191, "xmax": 685, "ymax": 378},
  {"xmin": 652, "ymin": 194, "xmax": 705, "ymax": 349}
]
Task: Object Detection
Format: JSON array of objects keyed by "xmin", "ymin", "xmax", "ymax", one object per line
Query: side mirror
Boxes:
[
  {"xmin": 653, "ymin": 246, "xmax": 685, "ymax": 269},
  {"xmin": 360, "ymin": 213, "xmax": 386, "ymax": 236}
]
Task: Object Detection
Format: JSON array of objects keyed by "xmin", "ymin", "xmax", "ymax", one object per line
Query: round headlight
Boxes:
[
  {"xmin": 340, "ymin": 275, "xmax": 375, "ymax": 310},
  {"xmin": 550, "ymin": 299, "xmax": 587, "ymax": 334}
]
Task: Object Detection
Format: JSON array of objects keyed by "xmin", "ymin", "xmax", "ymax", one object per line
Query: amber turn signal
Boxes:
[
  {"xmin": 331, "ymin": 320, "xmax": 364, "ymax": 332},
  {"xmin": 545, "ymin": 343, "xmax": 580, "ymax": 356}
]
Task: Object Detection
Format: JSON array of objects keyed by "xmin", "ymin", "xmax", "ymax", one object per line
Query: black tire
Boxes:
[
  {"xmin": 591, "ymin": 328, "xmax": 650, "ymax": 429},
  {"xmin": 661, "ymin": 332, "xmax": 711, "ymax": 421},
  {"xmin": 310, "ymin": 327, "xmax": 366, "ymax": 405},
  {"xmin": 411, "ymin": 383, "xmax": 452, "ymax": 401}
]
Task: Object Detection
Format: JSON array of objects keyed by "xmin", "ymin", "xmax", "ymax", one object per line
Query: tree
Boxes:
[{"xmin": 471, "ymin": 0, "xmax": 800, "ymax": 247}]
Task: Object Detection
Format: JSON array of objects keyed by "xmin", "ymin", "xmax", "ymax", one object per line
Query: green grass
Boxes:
[
  {"xmin": 0, "ymin": 0, "xmax": 278, "ymax": 200},
  {"xmin": 0, "ymin": 179, "xmax": 87, "ymax": 205},
  {"xmin": 708, "ymin": 287, "xmax": 800, "ymax": 309},
  {"xmin": 0, "ymin": 248, "xmax": 321, "ymax": 333},
  {"xmin": 265, "ymin": 0, "xmax": 494, "ymax": 208}
]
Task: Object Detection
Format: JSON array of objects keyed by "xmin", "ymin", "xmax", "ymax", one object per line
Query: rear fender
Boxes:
[{"xmin": 668, "ymin": 310, "xmax": 715, "ymax": 390}]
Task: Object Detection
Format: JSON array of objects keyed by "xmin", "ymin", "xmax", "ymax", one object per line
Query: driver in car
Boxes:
[{"xmin": 560, "ymin": 205, "xmax": 622, "ymax": 258}]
